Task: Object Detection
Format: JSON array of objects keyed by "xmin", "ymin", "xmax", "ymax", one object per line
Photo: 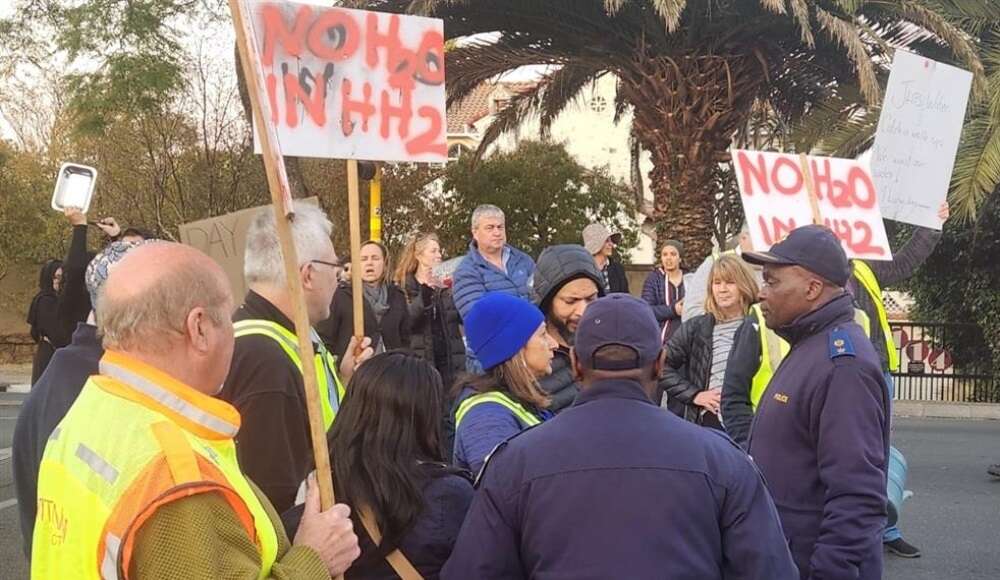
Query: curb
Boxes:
[{"xmin": 894, "ymin": 401, "xmax": 1000, "ymax": 420}]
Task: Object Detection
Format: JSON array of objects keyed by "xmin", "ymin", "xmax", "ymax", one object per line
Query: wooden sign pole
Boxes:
[
  {"xmin": 799, "ymin": 153, "xmax": 823, "ymax": 225},
  {"xmin": 347, "ymin": 160, "xmax": 365, "ymax": 342},
  {"xmin": 229, "ymin": 0, "xmax": 336, "ymax": 513}
]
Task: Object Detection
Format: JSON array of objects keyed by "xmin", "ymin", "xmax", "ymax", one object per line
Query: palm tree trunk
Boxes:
[{"xmin": 620, "ymin": 54, "xmax": 761, "ymax": 262}]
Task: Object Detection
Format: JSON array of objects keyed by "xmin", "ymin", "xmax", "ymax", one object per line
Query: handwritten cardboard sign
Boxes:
[
  {"xmin": 179, "ymin": 198, "xmax": 320, "ymax": 300},
  {"xmin": 732, "ymin": 149, "xmax": 893, "ymax": 261},
  {"xmin": 871, "ymin": 50, "xmax": 972, "ymax": 229},
  {"xmin": 248, "ymin": 0, "xmax": 447, "ymax": 163}
]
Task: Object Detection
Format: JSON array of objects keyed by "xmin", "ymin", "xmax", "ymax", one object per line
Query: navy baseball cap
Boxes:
[
  {"xmin": 741, "ymin": 225, "xmax": 850, "ymax": 286},
  {"xmin": 574, "ymin": 294, "xmax": 662, "ymax": 370}
]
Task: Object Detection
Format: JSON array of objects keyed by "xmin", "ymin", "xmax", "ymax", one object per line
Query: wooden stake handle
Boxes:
[
  {"xmin": 229, "ymin": 0, "xmax": 336, "ymax": 515},
  {"xmin": 799, "ymin": 153, "xmax": 823, "ymax": 226},
  {"xmin": 347, "ymin": 160, "xmax": 365, "ymax": 343}
]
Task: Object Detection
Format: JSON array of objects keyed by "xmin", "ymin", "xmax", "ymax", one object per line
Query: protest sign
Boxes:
[
  {"xmin": 732, "ymin": 149, "xmax": 893, "ymax": 261},
  {"xmin": 871, "ymin": 50, "xmax": 972, "ymax": 229},
  {"xmin": 247, "ymin": 0, "xmax": 447, "ymax": 163},
  {"xmin": 179, "ymin": 198, "xmax": 320, "ymax": 300}
]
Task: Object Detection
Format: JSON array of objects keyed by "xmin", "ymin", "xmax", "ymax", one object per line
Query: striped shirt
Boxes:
[{"xmin": 708, "ymin": 319, "xmax": 743, "ymax": 391}]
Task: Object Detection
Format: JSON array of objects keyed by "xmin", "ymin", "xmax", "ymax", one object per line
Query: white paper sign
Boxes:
[
  {"xmin": 248, "ymin": 0, "xmax": 447, "ymax": 163},
  {"xmin": 732, "ymin": 149, "xmax": 893, "ymax": 261},
  {"xmin": 871, "ymin": 50, "xmax": 972, "ymax": 229}
]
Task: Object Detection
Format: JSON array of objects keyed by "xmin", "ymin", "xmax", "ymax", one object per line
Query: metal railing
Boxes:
[{"xmin": 889, "ymin": 322, "xmax": 998, "ymax": 403}]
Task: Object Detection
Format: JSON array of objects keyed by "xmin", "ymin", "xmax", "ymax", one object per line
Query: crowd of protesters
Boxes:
[{"xmin": 13, "ymin": 198, "xmax": 959, "ymax": 579}]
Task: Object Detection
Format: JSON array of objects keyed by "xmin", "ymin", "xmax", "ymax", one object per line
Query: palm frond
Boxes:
[
  {"xmin": 880, "ymin": 1, "xmax": 987, "ymax": 96},
  {"xmin": 757, "ymin": 0, "xmax": 787, "ymax": 15},
  {"xmin": 815, "ymin": 8, "xmax": 882, "ymax": 104},
  {"xmin": 950, "ymin": 108, "xmax": 1000, "ymax": 221},
  {"xmin": 538, "ymin": 65, "xmax": 605, "ymax": 134},
  {"xmin": 651, "ymin": 0, "xmax": 687, "ymax": 32},
  {"xmin": 788, "ymin": 0, "xmax": 815, "ymax": 47},
  {"xmin": 445, "ymin": 37, "xmax": 567, "ymax": 106},
  {"xmin": 474, "ymin": 81, "xmax": 546, "ymax": 158}
]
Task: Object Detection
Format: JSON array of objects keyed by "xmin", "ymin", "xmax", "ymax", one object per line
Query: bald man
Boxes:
[{"xmin": 31, "ymin": 242, "xmax": 360, "ymax": 579}]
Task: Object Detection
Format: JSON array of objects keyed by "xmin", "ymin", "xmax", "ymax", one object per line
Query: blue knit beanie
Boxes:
[{"xmin": 465, "ymin": 292, "xmax": 544, "ymax": 371}]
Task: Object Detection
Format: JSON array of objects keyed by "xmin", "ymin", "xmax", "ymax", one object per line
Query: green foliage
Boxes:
[
  {"xmin": 0, "ymin": 140, "xmax": 67, "ymax": 267},
  {"xmin": 905, "ymin": 190, "xmax": 1000, "ymax": 386},
  {"xmin": 0, "ymin": 1, "xmax": 220, "ymax": 133},
  {"xmin": 407, "ymin": 140, "xmax": 639, "ymax": 260}
]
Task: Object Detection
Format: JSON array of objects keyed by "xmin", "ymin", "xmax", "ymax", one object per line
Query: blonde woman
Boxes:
[
  {"xmin": 661, "ymin": 255, "xmax": 759, "ymax": 429},
  {"xmin": 394, "ymin": 233, "xmax": 467, "ymax": 388}
]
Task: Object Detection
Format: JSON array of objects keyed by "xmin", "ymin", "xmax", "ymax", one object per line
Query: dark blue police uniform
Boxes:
[
  {"xmin": 748, "ymin": 293, "xmax": 890, "ymax": 580},
  {"xmin": 442, "ymin": 378, "xmax": 798, "ymax": 580}
]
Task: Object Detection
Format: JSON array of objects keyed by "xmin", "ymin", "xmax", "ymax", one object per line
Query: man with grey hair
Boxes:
[
  {"xmin": 220, "ymin": 200, "xmax": 372, "ymax": 513},
  {"xmin": 31, "ymin": 242, "xmax": 360, "ymax": 578},
  {"xmin": 453, "ymin": 204, "xmax": 535, "ymax": 371}
]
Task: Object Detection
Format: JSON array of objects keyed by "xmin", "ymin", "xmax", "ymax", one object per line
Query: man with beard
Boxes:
[{"xmin": 532, "ymin": 245, "xmax": 605, "ymax": 412}]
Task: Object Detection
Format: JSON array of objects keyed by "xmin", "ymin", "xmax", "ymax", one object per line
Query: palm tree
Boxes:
[{"xmin": 360, "ymin": 0, "xmax": 985, "ymax": 260}]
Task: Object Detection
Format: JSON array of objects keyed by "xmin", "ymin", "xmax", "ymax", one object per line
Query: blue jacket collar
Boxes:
[{"xmin": 573, "ymin": 378, "xmax": 656, "ymax": 407}]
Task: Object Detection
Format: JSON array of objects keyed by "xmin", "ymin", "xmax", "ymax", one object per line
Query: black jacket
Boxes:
[
  {"xmin": 538, "ymin": 346, "xmax": 577, "ymax": 413},
  {"xmin": 317, "ymin": 282, "xmax": 410, "ymax": 360},
  {"xmin": 282, "ymin": 464, "xmax": 474, "ymax": 580},
  {"xmin": 221, "ymin": 291, "xmax": 333, "ymax": 513},
  {"xmin": 14, "ymin": 323, "xmax": 103, "ymax": 558},
  {"xmin": 661, "ymin": 314, "xmax": 717, "ymax": 422},
  {"xmin": 719, "ymin": 315, "xmax": 761, "ymax": 448},
  {"xmin": 402, "ymin": 274, "xmax": 466, "ymax": 387},
  {"xmin": 604, "ymin": 259, "xmax": 630, "ymax": 294}
]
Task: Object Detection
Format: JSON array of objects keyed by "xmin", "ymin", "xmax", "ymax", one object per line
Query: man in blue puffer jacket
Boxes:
[{"xmin": 453, "ymin": 204, "xmax": 535, "ymax": 372}]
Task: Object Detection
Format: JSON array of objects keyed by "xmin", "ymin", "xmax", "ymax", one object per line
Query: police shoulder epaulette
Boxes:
[
  {"xmin": 472, "ymin": 425, "xmax": 538, "ymax": 489},
  {"xmin": 828, "ymin": 327, "xmax": 856, "ymax": 359}
]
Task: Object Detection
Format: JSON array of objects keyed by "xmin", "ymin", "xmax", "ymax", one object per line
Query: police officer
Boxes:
[
  {"xmin": 442, "ymin": 294, "xmax": 798, "ymax": 580},
  {"xmin": 743, "ymin": 225, "xmax": 890, "ymax": 580}
]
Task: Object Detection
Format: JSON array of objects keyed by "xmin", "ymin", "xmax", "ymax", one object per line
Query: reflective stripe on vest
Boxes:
[
  {"xmin": 32, "ymin": 359, "xmax": 278, "ymax": 579},
  {"xmin": 852, "ymin": 261, "xmax": 899, "ymax": 371},
  {"xmin": 233, "ymin": 319, "xmax": 345, "ymax": 429},
  {"xmin": 749, "ymin": 304, "xmax": 872, "ymax": 411},
  {"xmin": 454, "ymin": 392, "xmax": 542, "ymax": 430}
]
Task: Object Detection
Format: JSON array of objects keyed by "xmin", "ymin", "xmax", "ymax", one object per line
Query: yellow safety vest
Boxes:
[
  {"xmin": 852, "ymin": 260, "xmax": 900, "ymax": 372},
  {"xmin": 454, "ymin": 391, "xmax": 542, "ymax": 430},
  {"xmin": 750, "ymin": 305, "xmax": 789, "ymax": 411},
  {"xmin": 749, "ymin": 304, "xmax": 872, "ymax": 411},
  {"xmin": 32, "ymin": 351, "xmax": 278, "ymax": 580},
  {"xmin": 233, "ymin": 319, "xmax": 345, "ymax": 429}
]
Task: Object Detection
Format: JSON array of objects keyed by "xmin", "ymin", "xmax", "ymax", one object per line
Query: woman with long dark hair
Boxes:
[
  {"xmin": 318, "ymin": 240, "xmax": 410, "ymax": 359},
  {"xmin": 452, "ymin": 292, "xmax": 557, "ymax": 475},
  {"xmin": 642, "ymin": 240, "xmax": 686, "ymax": 344},
  {"xmin": 283, "ymin": 352, "xmax": 472, "ymax": 579},
  {"xmin": 27, "ymin": 260, "xmax": 69, "ymax": 383}
]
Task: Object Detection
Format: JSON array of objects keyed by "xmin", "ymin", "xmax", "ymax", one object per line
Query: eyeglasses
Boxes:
[
  {"xmin": 310, "ymin": 259, "xmax": 341, "ymax": 269},
  {"xmin": 308, "ymin": 259, "xmax": 343, "ymax": 277}
]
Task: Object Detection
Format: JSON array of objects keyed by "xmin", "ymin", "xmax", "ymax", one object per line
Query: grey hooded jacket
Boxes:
[{"xmin": 533, "ymin": 245, "xmax": 606, "ymax": 413}]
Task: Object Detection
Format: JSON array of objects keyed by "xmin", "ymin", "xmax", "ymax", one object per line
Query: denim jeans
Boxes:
[{"xmin": 883, "ymin": 370, "xmax": 903, "ymax": 543}]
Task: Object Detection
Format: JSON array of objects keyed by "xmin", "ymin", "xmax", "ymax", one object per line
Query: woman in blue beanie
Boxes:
[{"xmin": 452, "ymin": 292, "xmax": 558, "ymax": 475}]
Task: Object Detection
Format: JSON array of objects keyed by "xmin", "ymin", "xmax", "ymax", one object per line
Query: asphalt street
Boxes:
[{"xmin": 0, "ymin": 399, "xmax": 997, "ymax": 579}]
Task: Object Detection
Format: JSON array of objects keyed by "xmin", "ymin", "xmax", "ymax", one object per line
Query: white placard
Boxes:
[
  {"xmin": 871, "ymin": 50, "xmax": 972, "ymax": 229},
  {"xmin": 248, "ymin": 0, "xmax": 447, "ymax": 163}
]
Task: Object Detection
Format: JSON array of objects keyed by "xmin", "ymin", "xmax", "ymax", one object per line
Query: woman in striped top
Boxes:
[{"xmin": 661, "ymin": 255, "xmax": 760, "ymax": 430}]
